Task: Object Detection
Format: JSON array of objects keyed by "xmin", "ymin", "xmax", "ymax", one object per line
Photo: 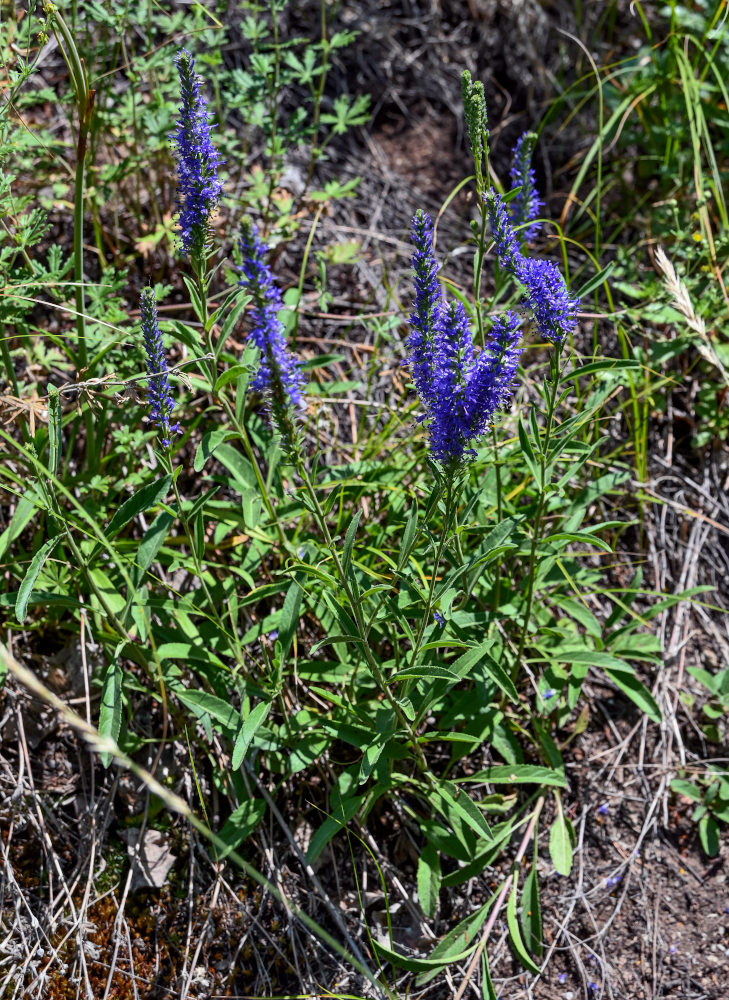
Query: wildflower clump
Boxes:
[
  {"xmin": 140, "ymin": 286, "xmax": 181, "ymax": 447},
  {"xmin": 407, "ymin": 210, "xmax": 523, "ymax": 467},
  {"xmin": 486, "ymin": 190, "xmax": 578, "ymax": 344},
  {"xmin": 238, "ymin": 217, "xmax": 305, "ymax": 442},
  {"xmin": 508, "ymin": 132, "xmax": 543, "ymax": 243},
  {"xmin": 171, "ymin": 49, "xmax": 223, "ymax": 265}
]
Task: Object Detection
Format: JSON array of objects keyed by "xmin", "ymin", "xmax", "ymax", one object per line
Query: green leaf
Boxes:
[
  {"xmin": 543, "ymin": 531, "xmax": 613, "ymax": 554},
  {"xmin": 507, "ymin": 872, "xmax": 540, "ymax": 973},
  {"xmin": 16, "ymin": 534, "xmax": 62, "ymax": 623},
  {"xmin": 670, "ymin": 778, "xmax": 703, "ymax": 803},
  {"xmin": 216, "ymin": 289, "xmax": 252, "ymax": 353},
  {"xmin": 217, "ymin": 798, "xmax": 266, "ymax": 857},
  {"xmin": 342, "ymin": 508, "xmax": 361, "ymax": 578},
  {"xmin": 194, "ymin": 427, "xmax": 233, "ymax": 472},
  {"xmin": 47, "ymin": 383, "xmax": 62, "ymax": 476},
  {"xmin": 520, "ymin": 860, "xmax": 543, "ymax": 956},
  {"xmin": 698, "ymin": 813, "xmax": 720, "ymax": 856},
  {"xmin": 574, "ymin": 260, "xmax": 615, "ymax": 298},
  {"xmin": 394, "ymin": 664, "xmax": 459, "ymax": 683},
  {"xmin": 306, "ymin": 794, "xmax": 365, "ymax": 864},
  {"xmin": 276, "ymin": 579, "xmax": 303, "ymax": 661},
  {"xmin": 549, "ymin": 798, "xmax": 574, "ymax": 876},
  {"xmin": 562, "ymin": 358, "xmax": 641, "ymax": 381},
  {"xmin": 132, "ymin": 510, "xmax": 174, "ymax": 587},
  {"xmin": 174, "ymin": 688, "xmax": 240, "ymax": 733},
  {"xmin": 0, "ymin": 495, "xmax": 38, "ymax": 562},
  {"xmin": 397, "ymin": 500, "xmax": 418, "ymax": 569},
  {"xmin": 232, "ymin": 700, "xmax": 272, "ymax": 769},
  {"xmin": 481, "ymin": 948, "xmax": 498, "ymax": 1000},
  {"xmin": 417, "ymin": 843, "xmax": 441, "ymax": 919},
  {"xmin": 434, "ymin": 779, "xmax": 492, "ymax": 842},
  {"xmin": 104, "ymin": 475, "xmax": 173, "ymax": 540},
  {"xmin": 462, "ymin": 765, "xmax": 566, "ymax": 788},
  {"xmin": 98, "ymin": 657, "xmax": 123, "ymax": 768},
  {"xmin": 518, "ymin": 415, "xmax": 541, "ymax": 486},
  {"xmin": 380, "ymin": 899, "xmax": 492, "ymax": 974},
  {"xmin": 604, "ymin": 668, "xmax": 661, "ymax": 723},
  {"xmin": 478, "ymin": 648, "xmax": 520, "ymax": 704},
  {"xmin": 215, "ymin": 444, "xmax": 257, "ymax": 491},
  {"xmin": 213, "ymin": 363, "xmax": 252, "ymax": 393}
]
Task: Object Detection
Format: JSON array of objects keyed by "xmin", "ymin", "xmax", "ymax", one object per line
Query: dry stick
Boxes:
[{"xmin": 453, "ymin": 796, "xmax": 545, "ymax": 1000}]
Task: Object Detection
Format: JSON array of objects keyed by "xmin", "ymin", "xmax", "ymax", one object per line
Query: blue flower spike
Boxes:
[
  {"xmin": 140, "ymin": 286, "xmax": 181, "ymax": 448},
  {"xmin": 171, "ymin": 49, "xmax": 223, "ymax": 266},
  {"xmin": 486, "ymin": 190, "xmax": 579, "ymax": 344},
  {"xmin": 238, "ymin": 217, "xmax": 306, "ymax": 442},
  {"xmin": 508, "ymin": 132, "xmax": 543, "ymax": 244},
  {"xmin": 406, "ymin": 210, "xmax": 523, "ymax": 467},
  {"xmin": 433, "ymin": 611, "xmax": 446, "ymax": 627}
]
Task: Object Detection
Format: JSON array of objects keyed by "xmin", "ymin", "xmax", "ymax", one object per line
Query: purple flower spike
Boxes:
[
  {"xmin": 516, "ymin": 255, "xmax": 579, "ymax": 344},
  {"xmin": 238, "ymin": 218, "xmax": 306, "ymax": 437},
  {"xmin": 171, "ymin": 49, "xmax": 224, "ymax": 263},
  {"xmin": 486, "ymin": 189, "xmax": 578, "ymax": 344},
  {"xmin": 433, "ymin": 611, "xmax": 446, "ymax": 627},
  {"xmin": 486, "ymin": 192, "xmax": 522, "ymax": 271},
  {"xmin": 406, "ymin": 211, "xmax": 523, "ymax": 465},
  {"xmin": 509, "ymin": 132, "xmax": 543, "ymax": 243},
  {"xmin": 140, "ymin": 287, "xmax": 181, "ymax": 448}
]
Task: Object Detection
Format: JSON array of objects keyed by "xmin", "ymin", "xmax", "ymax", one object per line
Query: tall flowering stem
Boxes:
[
  {"xmin": 484, "ymin": 190, "xmax": 580, "ymax": 680},
  {"xmin": 238, "ymin": 218, "xmax": 306, "ymax": 448},
  {"xmin": 171, "ymin": 49, "xmax": 223, "ymax": 272},
  {"xmin": 404, "ymin": 213, "xmax": 523, "ymax": 664},
  {"xmin": 140, "ymin": 287, "xmax": 181, "ymax": 448}
]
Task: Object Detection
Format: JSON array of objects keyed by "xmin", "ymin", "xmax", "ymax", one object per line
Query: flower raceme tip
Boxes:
[
  {"xmin": 171, "ymin": 49, "xmax": 223, "ymax": 263},
  {"xmin": 508, "ymin": 132, "xmax": 543, "ymax": 244}
]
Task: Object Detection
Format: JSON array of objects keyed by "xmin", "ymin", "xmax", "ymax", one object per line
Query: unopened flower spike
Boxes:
[
  {"xmin": 171, "ymin": 49, "xmax": 223, "ymax": 265},
  {"xmin": 462, "ymin": 70, "xmax": 489, "ymax": 188},
  {"xmin": 509, "ymin": 132, "xmax": 543, "ymax": 243},
  {"xmin": 238, "ymin": 217, "xmax": 306, "ymax": 443},
  {"xmin": 140, "ymin": 286, "xmax": 181, "ymax": 448},
  {"xmin": 486, "ymin": 190, "xmax": 578, "ymax": 344}
]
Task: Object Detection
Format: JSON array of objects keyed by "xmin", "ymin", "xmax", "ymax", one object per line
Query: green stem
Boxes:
[
  {"xmin": 512, "ymin": 345, "xmax": 562, "ymax": 682},
  {"xmin": 405, "ymin": 473, "xmax": 455, "ymax": 675},
  {"xmin": 195, "ymin": 262, "xmax": 289, "ymax": 552},
  {"xmin": 295, "ymin": 456, "xmax": 430, "ymax": 776}
]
